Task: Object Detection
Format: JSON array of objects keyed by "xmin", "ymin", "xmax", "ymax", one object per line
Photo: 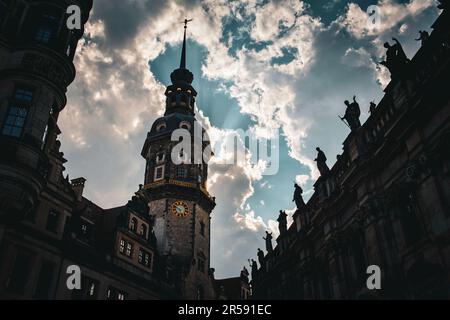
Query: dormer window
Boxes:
[{"xmin": 176, "ymin": 88, "xmax": 182, "ymax": 91}]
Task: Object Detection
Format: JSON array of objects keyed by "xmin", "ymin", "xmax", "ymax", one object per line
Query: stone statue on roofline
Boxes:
[
  {"xmin": 438, "ymin": 0, "xmax": 449, "ymax": 10},
  {"xmin": 380, "ymin": 38, "xmax": 410, "ymax": 79},
  {"xmin": 293, "ymin": 183, "xmax": 306, "ymax": 210},
  {"xmin": 277, "ymin": 210, "xmax": 288, "ymax": 234},
  {"xmin": 263, "ymin": 231, "xmax": 273, "ymax": 253},
  {"xmin": 257, "ymin": 248, "xmax": 265, "ymax": 268},
  {"xmin": 340, "ymin": 95, "xmax": 361, "ymax": 132},
  {"xmin": 415, "ymin": 30, "xmax": 430, "ymax": 46},
  {"xmin": 315, "ymin": 147, "xmax": 330, "ymax": 176},
  {"xmin": 250, "ymin": 259, "xmax": 258, "ymax": 279}
]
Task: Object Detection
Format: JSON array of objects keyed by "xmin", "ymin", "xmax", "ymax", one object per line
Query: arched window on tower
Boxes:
[{"xmin": 35, "ymin": 13, "xmax": 58, "ymax": 44}]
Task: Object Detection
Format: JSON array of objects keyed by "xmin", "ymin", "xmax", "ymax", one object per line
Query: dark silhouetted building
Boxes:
[
  {"xmin": 0, "ymin": 1, "xmax": 218, "ymax": 299},
  {"xmin": 252, "ymin": 5, "xmax": 450, "ymax": 300}
]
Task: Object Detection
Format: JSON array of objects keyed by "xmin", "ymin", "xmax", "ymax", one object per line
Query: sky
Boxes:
[{"xmin": 59, "ymin": 0, "xmax": 441, "ymax": 278}]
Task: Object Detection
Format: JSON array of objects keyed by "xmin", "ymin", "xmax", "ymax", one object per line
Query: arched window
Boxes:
[
  {"xmin": 156, "ymin": 122, "xmax": 166, "ymax": 132},
  {"xmin": 130, "ymin": 217, "xmax": 137, "ymax": 232},
  {"xmin": 179, "ymin": 121, "xmax": 191, "ymax": 130},
  {"xmin": 140, "ymin": 224, "xmax": 147, "ymax": 238}
]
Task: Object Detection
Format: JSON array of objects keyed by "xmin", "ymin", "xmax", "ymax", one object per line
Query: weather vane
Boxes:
[{"xmin": 182, "ymin": 18, "xmax": 193, "ymax": 29}]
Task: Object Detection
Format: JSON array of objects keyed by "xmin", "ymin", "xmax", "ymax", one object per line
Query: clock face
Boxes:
[{"xmin": 171, "ymin": 201, "xmax": 190, "ymax": 218}]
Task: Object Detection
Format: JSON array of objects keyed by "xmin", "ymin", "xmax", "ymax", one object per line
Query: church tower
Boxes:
[{"xmin": 141, "ymin": 20, "xmax": 216, "ymax": 299}]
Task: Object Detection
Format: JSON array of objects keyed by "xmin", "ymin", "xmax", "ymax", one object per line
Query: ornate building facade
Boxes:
[
  {"xmin": 0, "ymin": 1, "xmax": 223, "ymax": 300},
  {"xmin": 252, "ymin": 3, "xmax": 450, "ymax": 300}
]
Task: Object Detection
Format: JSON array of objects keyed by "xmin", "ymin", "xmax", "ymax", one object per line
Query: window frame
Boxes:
[
  {"xmin": 154, "ymin": 165, "xmax": 165, "ymax": 181},
  {"xmin": 176, "ymin": 165, "xmax": 187, "ymax": 179}
]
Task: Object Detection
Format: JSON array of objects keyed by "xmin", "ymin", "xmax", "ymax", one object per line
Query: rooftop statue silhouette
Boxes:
[
  {"xmin": 277, "ymin": 210, "xmax": 288, "ymax": 234},
  {"xmin": 293, "ymin": 183, "xmax": 306, "ymax": 210},
  {"xmin": 315, "ymin": 147, "xmax": 330, "ymax": 176},
  {"xmin": 341, "ymin": 95, "xmax": 361, "ymax": 132},
  {"xmin": 250, "ymin": 259, "xmax": 258, "ymax": 278},
  {"xmin": 415, "ymin": 30, "xmax": 430, "ymax": 46},
  {"xmin": 438, "ymin": 0, "xmax": 449, "ymax": 9},
  {"xmin": 369, "ymin": 101, "xmax": 377, "ymax": 114},
  {"xmin": 257, "ymin": 248, "xmax": 265, "ymax": 268},
  {"xmin": 380, "ymin": 38, "xmax": 410, "ymax": 79},
  {"xmin": 263, "ymin": 231, "xmax": 273, "ymax": 253}
]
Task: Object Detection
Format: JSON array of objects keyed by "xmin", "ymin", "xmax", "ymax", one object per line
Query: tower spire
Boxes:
[{"xmin": 180, "ymin": 18, "xmax": 192, "ymax": 70}]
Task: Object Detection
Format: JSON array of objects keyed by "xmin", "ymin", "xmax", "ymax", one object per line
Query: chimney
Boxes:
[{"xmin": 71, "ymin": 177, "xmax": 86, "ymax": 201}]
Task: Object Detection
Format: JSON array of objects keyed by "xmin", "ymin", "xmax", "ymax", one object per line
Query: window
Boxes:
[
  {"xmin": 119, "ymin": 239, "xmax": 125, "ymax": 254},
  {"xmin": 180, "ymin": 121, "xmax": 191, "ymax": 130},
  {"xmin": 156, "ymin": 122, "xmax": 166, "ymax": 132},
  {"xmin": 119, "ymin": 239, "xmax": 133, "ymax": 258},
  {"xmin": 7, "ymin": 253, "xmax": 31, "ymax": 294},
  {"xmin": 139, "ymin": 224, "xmax": 147, "ymax": 238},
  {"xmin": 138, "ymin": 248, "xmax": 152, "ymax": 268},
  {"xmin": 35, "ymin": 27, "xmax": 52, "ymax": 43},
  {"xmin": 107, "ymin": 287, "xmax": 126, "ymax": 300},
  {"xmin": 130, "ymin": 217, "xmax": 137, "ymax": 232},
  {"xmin": 14, "ymin": 88, "xmax": 33, "ymax": 101},
  {"xmin": 156, "ymin": 152, "xmax": 165, "ymax": 163},
  {"xmin": 35, "ymin": 14, "xmax": 57, "ymax": 44},
  {"xmin": 72, "ymin": 277, "xmax": 99, "ymax": 299},
  {"xmin": 200, "ymin": 221, "xmax": 205, "ymax": 236},
  {"xmin": 126, "ymin": 242, "xmax": 133, "ymax": 257},
  {"xmin": 46, "ymin": 210, "xmax": 60, "ymax": 233},
  {"xmin": 34, "ymin": 261, "xmax": 55, "ymax": 299},
  {"xmin": 78, "ymin": 221, "xmax": 93, "ymax": 242},
  {"xmin": 154, "ymin": 165, "xmax": 164, "ymax": 181},
  {"xmin": 176, "ymin": 166, "xmax": 187, "ymax": 179},
  {"xmin": 2, "ymin": 106, "xmax": 28, "ymax": 137},
  {"xmin": 2, "ymin": 86, "xmax": 33, "ymax": 138}
]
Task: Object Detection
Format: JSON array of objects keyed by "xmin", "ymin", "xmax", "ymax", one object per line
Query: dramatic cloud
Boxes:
[{"xmin": 59, "ymin": 0, "xmax": 441, "ymax": 278}]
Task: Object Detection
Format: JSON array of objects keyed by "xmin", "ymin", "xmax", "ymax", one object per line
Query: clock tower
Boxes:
[{"xmin": 141, "ymin": 20, "xmax": 216, "ymax": 299}]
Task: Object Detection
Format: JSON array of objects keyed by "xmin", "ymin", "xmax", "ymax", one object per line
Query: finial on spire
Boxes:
[{"xmin": 180, "ymin": 18, "xmax": 193, "ymax": 70}]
